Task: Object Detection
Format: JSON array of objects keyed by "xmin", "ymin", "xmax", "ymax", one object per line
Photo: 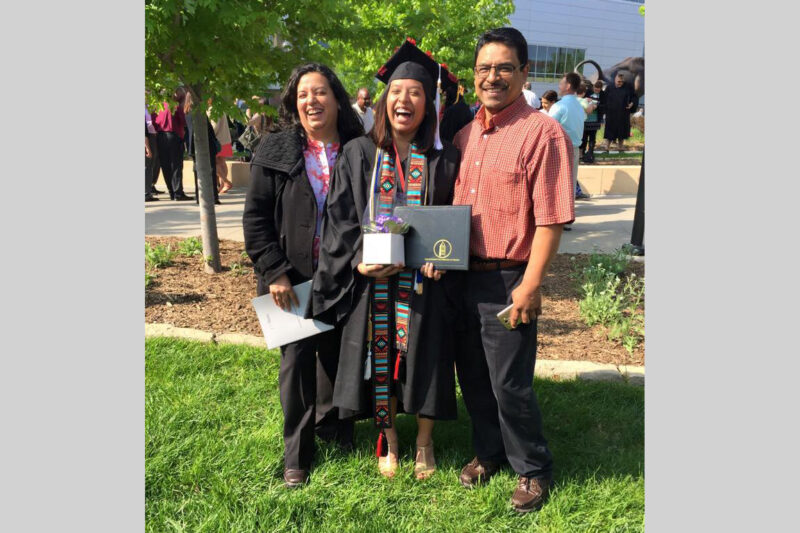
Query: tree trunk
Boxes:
[{"xmin": 191, "ymin": 106, "xmax": 222, "ymax": 273}]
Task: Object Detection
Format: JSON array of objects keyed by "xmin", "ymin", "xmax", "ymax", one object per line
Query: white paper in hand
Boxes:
[{"xmin": 251, "ymin": 280, "xmax": 333, "ymax": 349}]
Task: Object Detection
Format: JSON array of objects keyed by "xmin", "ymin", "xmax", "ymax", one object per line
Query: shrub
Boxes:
[
  {"xmin": 178, "ymin": 236, "xmax": 203, "ymax": 257},
  {"xmin": 145, "ymin": 243, "xmax": 176, "ymax": 269},
  {"xmin": 572, "ymin": 249, "xmax": 644, "ymax": 354}
]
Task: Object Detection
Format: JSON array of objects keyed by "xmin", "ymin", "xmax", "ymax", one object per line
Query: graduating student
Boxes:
[
  {"xmin": 310, "ymin": 39, "xmax": 460, "ymax": 479},
  {"xmin": 603, "ymin": 72, "xmax": 637, "ymax": 151}
]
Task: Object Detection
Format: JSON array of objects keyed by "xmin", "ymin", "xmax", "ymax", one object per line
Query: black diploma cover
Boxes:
[{"xmin": 393, "ymin": 205, "xmax": 471, "ymax": 270}]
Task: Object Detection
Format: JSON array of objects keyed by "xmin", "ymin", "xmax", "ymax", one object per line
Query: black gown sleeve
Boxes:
[
  {"xmin": 242, "ymin": 164, "xmax": 292, "ymax": 285},
  {"xmin": 311, "ymin": 142, "xmax": 371, "ymax": 324}
]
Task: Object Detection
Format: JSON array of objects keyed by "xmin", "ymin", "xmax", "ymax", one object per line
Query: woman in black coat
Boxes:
[{"xmin": 242, "ymin": 63, "xmax": 363, "ymax": 488}]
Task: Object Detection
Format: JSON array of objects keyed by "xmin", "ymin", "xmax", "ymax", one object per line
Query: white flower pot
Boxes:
[{"xmin": 362, "ymin": 233, "xmax": 405, "ymax": 265}]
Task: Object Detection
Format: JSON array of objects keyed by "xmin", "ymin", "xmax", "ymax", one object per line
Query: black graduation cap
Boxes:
[
  {"xmin": 375, "ymin": 38, "xmax": 459, "ymax": 149},
  {"xmin": 376, "ymin": 38, "xmax": 458, "ymax": 99}
]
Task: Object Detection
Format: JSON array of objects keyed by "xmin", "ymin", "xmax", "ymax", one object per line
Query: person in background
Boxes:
[
  {"xmin": 154, "ymin": 86, "xmax": 193, "ymax": 201},
  {"xmin": 522, "ymin": 81, "xmax": 541, "ymax": 109},
  {"xmin": 549, "ymin": 72, "xmax": 589, "ymax": 212},
  {"xmin": 602, "ymin": 72, "xmax": 636, "ymax": 151},
  {"xmin": 207, "ymin": 100, "xmax": 235, "ymax": 194},
  {"xmin": 351, "ymin": 87, "xmax": 374, "ymax": 134},
  {"xmin": 244, "ymin": 96, "xmax": 275, "ymax": 157},
  {"xmin": 580, "ymin": 81, "xmax": 602, "ymax": 164},
  {"xmin": 184, "ymin": 92, "xmax": 221, "ymax": 205},
  {"xmin": 540, "ymin": 90, "xmax": 558, "ymax": 113},
  {"xmin": 439, "ymin": 83, "xmax": 473, "ymax": 144},
  {"xmin": 243, "ymin": 63, "xmax": 364, "ymax": 489},
  {"xmin": 145, "ymin": 101, "xmax": 164, "ymax": 195},
  {"xmin": 145, "ymin": 122, "xmax": 158, "ymax": 202}
]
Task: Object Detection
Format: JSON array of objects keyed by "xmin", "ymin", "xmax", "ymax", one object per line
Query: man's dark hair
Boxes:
[
  {"xmin": 473, "ymin": 27, "xmax": 528, "ymax": 67},
  {"xmin": 370, "ymin": 83, "xmax": 437, "ymax": 153},
  {"xmin": 278, "ymin": 63, "xmax": 364, "ymax": 145},
  {"xmin": 563, "ymin": 72, "xmax": 582, "ymax": 92},
  {"xmin": 594, "ymin": 80, "xmax": 604, "ymax": 89}
]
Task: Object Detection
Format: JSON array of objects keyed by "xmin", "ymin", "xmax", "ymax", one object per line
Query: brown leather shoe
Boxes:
[
  {"xmin": 511, "ymin": 476, "xmax": 551, "ymax": 513},
  {"xmin": 283, "ymin": 468, "xmax": 309, "ymax": 488},
  {"xmin": 459, "ymin": 457, "xmax": 500, "ymax": 488}
]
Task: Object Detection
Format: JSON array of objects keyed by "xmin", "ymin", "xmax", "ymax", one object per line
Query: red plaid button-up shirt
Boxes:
[{"xmin": 453, "ymin": 94, "xmax": 575, "ymax": 261}]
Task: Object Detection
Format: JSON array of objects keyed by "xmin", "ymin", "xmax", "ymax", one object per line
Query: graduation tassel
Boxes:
[
  {"xmin": 393, "ymin": 353, "xmax": 403, "ymax": 380},
  {"xmin": 376, "ymin": 431, "xmax": 385, "ymax": 457},
  {"xmin": 364, "ymin": 349, "xmax": 372, "ymax": 381},
  {"xmin": 414, "ymin": 270, "xmax": 423, "ymax": 295},
  {"xmin": 433, "ymin": 63, "xmax": 443, "ymax": 150}
]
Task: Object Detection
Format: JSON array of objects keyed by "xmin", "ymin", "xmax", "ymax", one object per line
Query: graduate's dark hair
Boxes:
[
  {"xmin": 474, "ymin": 27, "xmax": 528, "ymax": 67},
  {"xmin": 369, "ymin": 81, "xmax": 437, "ymax": 154},
  {"xmin": 278, "ymin": 63, "xmax": 364, "ymax": 146}
]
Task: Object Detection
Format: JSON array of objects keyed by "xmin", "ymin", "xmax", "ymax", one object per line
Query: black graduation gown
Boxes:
[
  {"xmin": 603, "ymin": 83, "xmax": 636, "ymax": 140},
  {"xmin": 310, "ymin": 136, "xmax": 461, "ymax": 423}
]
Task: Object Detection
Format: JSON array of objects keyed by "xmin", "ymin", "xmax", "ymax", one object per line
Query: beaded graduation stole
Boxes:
[{"xmin": 369, "ymin": 143, "xmax": 426, "ymax": 428}]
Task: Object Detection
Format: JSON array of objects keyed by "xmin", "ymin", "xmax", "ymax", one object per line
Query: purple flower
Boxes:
[{"xmin": 363, "ymin": 214, "xmax": 409, "ymax": 234}]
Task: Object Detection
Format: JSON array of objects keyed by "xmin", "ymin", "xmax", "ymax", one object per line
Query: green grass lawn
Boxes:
[{"xmin": 146, "ymin": 338, "xmax": 643, "ymax": 532}]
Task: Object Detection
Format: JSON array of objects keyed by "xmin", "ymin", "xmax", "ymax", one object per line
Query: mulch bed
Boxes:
[{"xmin": 145, "ymin": 237, "xmax": 644, "ymax": 366}]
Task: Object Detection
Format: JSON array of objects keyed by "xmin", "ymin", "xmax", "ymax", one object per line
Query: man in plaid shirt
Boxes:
[{"xmin": 451, "ymin": 27, "xmax": 575, "ymax": 513}]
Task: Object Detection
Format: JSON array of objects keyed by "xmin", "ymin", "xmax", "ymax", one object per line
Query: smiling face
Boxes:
[
  {"xmin": 473, "ymin": 42, "xmax": 528, "ymax": 116},
  {"xmin": 296, "ymin": 72, "xmax": 338, "ymax": 141},
  {"xmin": 386, "ymin": 78, "xmax": 426, "ymax": 141}
]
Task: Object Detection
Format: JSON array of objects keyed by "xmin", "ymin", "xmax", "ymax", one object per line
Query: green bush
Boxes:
[
  {"xmin": 572, "ymin": 250, "xmax": 644, "ymax": 354},
  {"xmin": 145, "ymin": 272, "xmax": 154, "ymax": 288},
  {"xmin": 145, "ymin": 243, "xmax": 176, "ymax": 269},
  {"xmin": 177, "ymin": 236, "xmax": 203, "ymax": 257}
]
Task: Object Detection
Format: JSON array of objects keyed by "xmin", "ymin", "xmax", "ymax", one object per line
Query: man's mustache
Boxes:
[{"xmin": 481, "ymin": 82, "xmax": 508, "ymax": 90}]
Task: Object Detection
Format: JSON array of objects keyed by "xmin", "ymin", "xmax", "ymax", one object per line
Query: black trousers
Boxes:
[
  {"xmin": 145, "ymin": 154, "xmax": 154, "ymax": 196},
  {"xmin": 279, "ymin": 326, "xmax": 354, "ymax": 470},
  {"xmin": 580, "ymin": 128, "xmax": 597, "ymax": 155},
  {"xmin": 155, "ymin": 132, "xmax": 185, "ymax": 197},
  {"xmin": 454, "ymin": 267, "xmax": 553, "ymax": 479},
  {"xmin": 147, "ymin": 132, "xmax": 161, "ymax": 189},
  {"xmin": 192, "ymin": 149, "xmax": 219, "ymax": 204}
]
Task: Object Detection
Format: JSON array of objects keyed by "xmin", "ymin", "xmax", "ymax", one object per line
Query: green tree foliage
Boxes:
[
  {"xmin": 329, "ymin": 0, "xmax": 513, "ymax": 98},
  {"xmin": 145, "ymin": 1, "xmax": 513, "ymax": 271}
]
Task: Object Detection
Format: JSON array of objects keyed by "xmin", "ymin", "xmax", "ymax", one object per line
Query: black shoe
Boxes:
[
  {"xmin": 214, "ymin": 199, "xmax": 222, "ymax": 205},
  {"xmin": 563, "ymin": 224, "xmax": 572, "ymax": 231},
  {"xmin": 151, "ymin": 187, "xmax": 165, "ymax": 194},
  {"xmin": 145, "ymin": 195, "xmax": 159, "ymax": 202},
  {"xmin": 175, "ymin": 194, "xmax": 194, "ymax": 201},
  {"xmin": 575, "ymin": 192, "xmax": 590, "ymax": 200}
]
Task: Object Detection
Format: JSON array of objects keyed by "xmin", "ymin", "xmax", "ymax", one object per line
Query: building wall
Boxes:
[{"xmin": 510, "ymin": 0, "xmax": 644, "ymax": 97}]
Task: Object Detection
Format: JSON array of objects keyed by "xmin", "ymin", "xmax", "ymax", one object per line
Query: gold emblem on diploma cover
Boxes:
[{"xmin": 433, "ymin": 239, "xmax": 453, "ymax": 259}]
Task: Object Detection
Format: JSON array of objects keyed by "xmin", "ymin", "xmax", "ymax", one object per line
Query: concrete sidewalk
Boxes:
[{"xmin": 145, "ymin": 186, "xmax": 640, "ymax": 254}]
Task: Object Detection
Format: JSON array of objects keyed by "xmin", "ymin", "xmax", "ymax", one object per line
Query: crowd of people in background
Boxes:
[
  {"xmin": 145, "ymin": 91, "xmax": 276, "ymax": 202},
  {"xmin": 146, "ymin": 66, "xmax": 639, "ymax": 206}
]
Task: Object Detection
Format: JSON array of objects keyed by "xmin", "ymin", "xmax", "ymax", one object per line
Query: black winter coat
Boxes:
[{"xmin": 243, "ymin": 129, "xmax": 336, "ymax": 296}]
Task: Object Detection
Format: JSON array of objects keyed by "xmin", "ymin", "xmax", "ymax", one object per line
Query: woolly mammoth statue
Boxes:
[{"xmin": 574, "ymin": 56, "xmax": 644, "ymax": 97}]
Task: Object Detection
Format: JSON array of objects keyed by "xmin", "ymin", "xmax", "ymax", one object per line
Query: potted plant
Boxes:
[{"xmin": 362, "ymin": 214, "xmax": 408, "ymax": 265}]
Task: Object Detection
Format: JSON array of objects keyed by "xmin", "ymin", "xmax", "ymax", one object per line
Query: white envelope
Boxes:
[{"xmin": 251, "ymin": 280, "xmax": 333, "ymax": 349}]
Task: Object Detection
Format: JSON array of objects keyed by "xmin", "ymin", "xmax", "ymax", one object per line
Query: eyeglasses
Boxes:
[{"xmin": 473, "ymin": 63, "xmax": 520, "ymax": 78}]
